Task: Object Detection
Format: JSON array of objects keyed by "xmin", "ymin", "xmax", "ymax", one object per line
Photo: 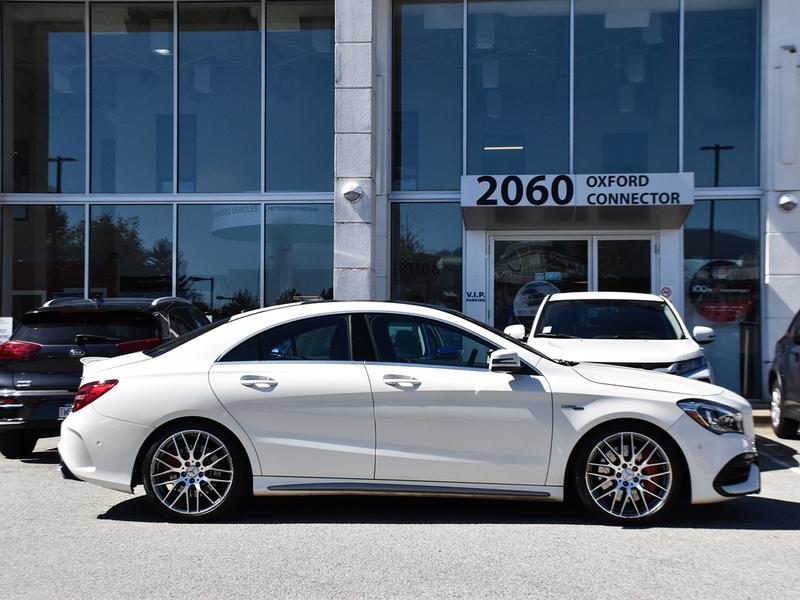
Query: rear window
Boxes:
[
  {"xmin": 14, "ymin": 311, "xmax": 161, "ymax": 345},
  {"xmin": 144, "ymin": 317, "xmax": 230, "ymax": 358}
]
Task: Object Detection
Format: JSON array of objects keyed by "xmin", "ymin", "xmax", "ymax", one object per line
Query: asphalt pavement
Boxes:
[{"xmin": 2, "ymin": 421, "xmax": 799, "ymax": 600}]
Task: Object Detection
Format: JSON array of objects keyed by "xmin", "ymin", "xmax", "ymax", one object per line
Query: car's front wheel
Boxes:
[
  {"xmin": 572, "ymin": 424, "xmax": 684, "ymax": 525},
  {"xmin": 0, "ymin": 432, "xmax": 38, "ymax": 458},
  {"xmin": 771, "ymin": 382, "xmax": 799, "ymax": 439},
  {"xmin": 141, "ymin": 424, "xmax": 248, "ymax": 522}
]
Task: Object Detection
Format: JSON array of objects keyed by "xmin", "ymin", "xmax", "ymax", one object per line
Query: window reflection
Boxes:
[
  {"xmin": 574, "ymin": 0, "xmax": 679, "ymax": 173},
  {"xmin": 89, "ymin": 205, "xmax": 173, "ymax": 298},
  {"xmin": 393, "ymin": 0, "xmax": 463, "ymax": 191},
  {"xmin": 1, "ymin": 205, "xmax": 85, "ymax": 321},
  {"xmin": 179, "ymin": 2, "xmax": 261, "ymax": 193},
  {"xmin": 597, "ymin": 239, "xmax": 651, "ymax": 293},
  {"xmin": 467, "ymin": 0, "xmax": 569, "ymax": 175},
  {"xmin": 265, "ymin": 204, "xmax": 333, "ymax": 304},
  {"xmin": 91, "ymin": 3, "xmax": 174, "ymax": 193},
  {"xmin": 684, "ymin": 0, "xmax": 759, "ymax": 187},
  {"xmin": 177, "ymin": 204, "xmax": 260, "ymax": 320},
  {"xmin": 391, "ymin": 203, "xmax": 462, "ymax": 308},
  {"xmin": 683, "ymin": 199, "xmax": 760, "ymax": 397},
  {"xmin": 2, "ymin": 3, "xmax": 86, "ymax": 193},
  {"xmin": 266, "ymin": 1, "xmax": 333, "ymax": 191}
]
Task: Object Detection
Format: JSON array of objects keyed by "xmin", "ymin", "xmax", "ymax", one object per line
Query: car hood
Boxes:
[
  {"xmin": 571, "ymin": 362, "xmax": 724, "ymax": 397},
  {"xmin": 530, "ymin": 338, "xmax": 702, "ymax": 365}
]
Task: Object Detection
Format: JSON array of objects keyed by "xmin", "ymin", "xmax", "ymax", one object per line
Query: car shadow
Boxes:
[
  {"xmin": 20, "ymin": 448, "xmax": 60, "ymax": 465},
  {"xmin": 756, "ymin": 435, "xmax": 799, "ymax": 471},
  {"xmin": 99, "ymin": 493, "xmax": 800, "ymax": 531}
]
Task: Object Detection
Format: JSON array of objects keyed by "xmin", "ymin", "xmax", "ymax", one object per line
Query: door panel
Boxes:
[
  {"xmin": 209, "ymin": 362, "xmax": 376, "ymax": 479},
  {"xmin": 366, "ymin": 363, "xmax": 552, "ymax": 485}
]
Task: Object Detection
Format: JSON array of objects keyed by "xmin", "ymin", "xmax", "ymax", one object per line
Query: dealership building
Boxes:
[{"xmin": 0, "ymin": 0, "xmax": 798, "ymax": 401}]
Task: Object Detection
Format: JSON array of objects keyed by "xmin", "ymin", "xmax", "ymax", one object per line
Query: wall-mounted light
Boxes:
[
  {"xmin": 342, "ymin": 183, "xmax": 364, "ymax": 203},
  {"xmin": 483, "ymin": 146, "xmax": 523, "ymax": 151},
  {"xmin": 779, "ymin": 193, "xmax": 798, "ymax": 212}
]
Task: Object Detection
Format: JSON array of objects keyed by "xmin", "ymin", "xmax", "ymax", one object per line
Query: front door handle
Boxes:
[
  {"xmin": 383, "ymin": 374, "xmax": 421, "ymax": 387},
  {"xmin": 240, "ymin": 375, "xmax": 278, "ymax": 389}
]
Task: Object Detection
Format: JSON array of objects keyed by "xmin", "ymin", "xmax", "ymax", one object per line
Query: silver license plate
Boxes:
[{"xmin": 58, "ymin": 405, "xmax": 72, "ymax": 420}]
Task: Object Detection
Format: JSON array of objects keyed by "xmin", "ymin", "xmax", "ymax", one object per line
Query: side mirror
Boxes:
[
  {"xmin": 692, "ymin": 325, "xmax": 716, "ymax": 345},
  {"xmin": 503, "ymin": 324, "xmax": 526, "ymax": 340},
  {"xmin": 489, "ymin": 349, "xmax": 523, "ymax": 373}
]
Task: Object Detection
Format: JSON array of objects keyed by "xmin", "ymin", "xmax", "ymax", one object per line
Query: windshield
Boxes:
[
  {"xmin": 533, "ymin": 299, "xmax": 685, "ymax": 340},
  {"xmin": 144, "ymin": 317, "xmax": 229, "ymax": 357}
]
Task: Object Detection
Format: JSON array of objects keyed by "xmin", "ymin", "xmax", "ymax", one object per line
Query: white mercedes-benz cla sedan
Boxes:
[{"xmin": 59, "ymin": 301, "xmax": 759, "ymax": 524}]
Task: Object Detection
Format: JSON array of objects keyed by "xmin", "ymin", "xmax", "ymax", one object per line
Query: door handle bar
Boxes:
[
  {"xmin": 240, "ymin": 375, "xmax": 278, "ymax": 389},
  {"xmin": 383, "ymin": 375, "xmax": 421, "ymax": 387}
]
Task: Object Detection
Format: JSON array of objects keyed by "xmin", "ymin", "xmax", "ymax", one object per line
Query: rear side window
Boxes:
[
  {"xmin": 220, "ymin": 315, "xmax": 349, "ymax": 362},
  {"xmin": 144, "ymin": 317, "xmax": 230, "ymax": 357},
  {"xmin": 14, "ymin": 311, "xmax": 161, "ymax": 345}
]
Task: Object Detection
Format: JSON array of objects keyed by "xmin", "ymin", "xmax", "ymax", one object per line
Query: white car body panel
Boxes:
[
  {"xmin": 59, "ymin": 301, "xmax": 759, "ymax": 509},
  {"xmin": 365, "ymin": 363, "xmax": 552, "ymax": 484}
]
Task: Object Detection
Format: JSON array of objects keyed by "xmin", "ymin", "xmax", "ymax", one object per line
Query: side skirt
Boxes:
[{"xmin": 253, "ymin": 477, "xmax": 563, "ymax": 502}]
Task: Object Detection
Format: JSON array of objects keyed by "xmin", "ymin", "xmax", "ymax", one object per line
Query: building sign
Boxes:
[
  {"xmin": 689, "ymin": 260, "xmax": 757, "ymax": 323},
  {"xmin": 461, "ymin": 173, "xmax": 694, "ymax": 208}
]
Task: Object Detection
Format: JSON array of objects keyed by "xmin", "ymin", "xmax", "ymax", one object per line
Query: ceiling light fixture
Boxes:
[{"xmin": 483, "ymin": 146, "xmax": 524, "ymax": 151}]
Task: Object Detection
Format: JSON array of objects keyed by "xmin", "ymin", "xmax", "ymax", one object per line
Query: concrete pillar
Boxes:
[
  {"xmin": 333, "ymin": 0, "xmax": 378, "ymax": 300},
  {"xmin": 763, "ymin": 0, "xmax": 800, "ymax": 386}
]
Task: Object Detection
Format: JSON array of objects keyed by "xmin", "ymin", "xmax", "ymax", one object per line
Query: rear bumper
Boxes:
[{"xmin": 0, "ymin": 390, "xmax": 75, "ymax": 435}]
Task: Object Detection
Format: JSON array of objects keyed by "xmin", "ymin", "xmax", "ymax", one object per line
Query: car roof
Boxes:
[
  {"xmin": 545, "ymin": 291, "xmax": 666, "ymax": 302},
  {"xmin": 30, "ymin": 296, "xmax": 196, "ymax": 314},
  {"xmin": 229, "ymin": 299, "xmax": 464, "ymax": 321}
]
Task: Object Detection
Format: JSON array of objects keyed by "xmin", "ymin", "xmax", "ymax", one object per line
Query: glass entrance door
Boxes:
[{"xmin": 491, "ymin": 236, "xmax": 654, "ymax": 329}]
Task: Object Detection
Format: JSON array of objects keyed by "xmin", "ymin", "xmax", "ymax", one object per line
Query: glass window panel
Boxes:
[
  {"xmin": 684, "ymin": 0, "xmax": 759, "ymax": 187},
  {"xmin": 683, "ymin": 199, "xmax": 760, "ymax": 397},
  {"xmin": 2, "ymin": 3, "xmax": 86, "ymax": 193},
  {"xmin": 91, "ymin": 3, "xmax": 173, "ymax": 193},
  {"xmin": 597, "ymin": 239, "xmax": 651, "ymax": 293},
  {"xmin": 493, "ymin": 239, "xmax": 588, "ymax": 329},
  {"xmin": 178, "ymin": 2, "xmax": 261, "ymax": 193},
  {"xmin": 1, "ymin": 205, "xmax": 85, "ymax": 321},
  {"xmin": 266, "ymin": 1, "xmax": 333, "ymax": 191},
  {"xmin": 177, "ymin": 204, "xmax": 260, "ymax": 320},
  {"xmin": 265, "ymin": 204, "xmax": 333, "ymax": 305},
  {"xmin": 393, "ymin": 0, "xmax": 463, "ymax": 191},
  {"xmin": 89, "ymin": 205, "xmax": 173, "ymax": 299},
  {"xmin": 391, "ymin": 202, "xmax": 463, "ymax": 308},
  {"xmin": 467, "ymin": 0, "xmax": 569, "ymax": 175},
  {"xmin": 574, "ymin": 0, "xmax": 679, "ymax": 173}
]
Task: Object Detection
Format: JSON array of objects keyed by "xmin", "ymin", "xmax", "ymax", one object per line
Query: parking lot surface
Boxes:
[{"xmin": 2, "ymin": 422, "xmax": 799, "ymax": 600}]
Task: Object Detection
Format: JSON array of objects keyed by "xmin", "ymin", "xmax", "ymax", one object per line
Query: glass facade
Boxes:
[
  {"xmin": 684, "ymin": 199, "xmax": 761, "ymax": 397},
  {"xmin": 2, "ymin": 3, "xmax": 86, "ymax": 193},
  {"xmin": 1, "ymin": 204, "xmax": 84, "ymax": 320},
  {"xmin": 178, "ymin": 2, "xmax": 261, "ymax": 193},
  {"xmin": 391, "ymin": 203, "xmax": 462, "ymax": 309}
]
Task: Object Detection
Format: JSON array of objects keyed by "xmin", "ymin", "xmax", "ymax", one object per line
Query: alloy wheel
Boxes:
[
  {"xmin": 771, "ymin": 386, "xmax": 782, "ymax": 429},
  {"xmin": 584, "ymin": 431, "xmax": 673, "ymax": 520},
  {"xmin": 148, "ymin": 430, "xmax": 234, "ymax": 516}
]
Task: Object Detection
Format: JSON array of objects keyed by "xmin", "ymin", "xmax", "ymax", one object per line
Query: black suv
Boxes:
[
  {"xmin": 0, "ymin": 297, "xmax": 208, "ymax": 458},
  {"xmin": 769, "ymin": 309, "xmax": 800, "ymax": 438}
]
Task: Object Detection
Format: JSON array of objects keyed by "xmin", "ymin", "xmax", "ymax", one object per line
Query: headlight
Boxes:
[
  {"xmin": 670, "ymin": 356, "xmax": 707, "ymax": 376},
  {"xmin": 677, "ymin": 399, "xmax": 743, "ymax": 435}
]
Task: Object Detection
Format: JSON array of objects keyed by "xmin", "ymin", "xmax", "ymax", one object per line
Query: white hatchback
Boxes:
[
  {"xmin": 516, "ymin": 292, "xmax": 716, "ymax": 383},
  {"xmin": 59, "ymin": 301, "xmax": 758, "ymax": 524}
]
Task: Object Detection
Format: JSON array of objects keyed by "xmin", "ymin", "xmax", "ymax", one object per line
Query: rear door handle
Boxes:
[
  {"xmin": 240, "ymin": 375, "xmax": 278, "ymax": 389},
  {"xmin": 383, "ymin": 374, "xmax": 421, "ymax": 387}
]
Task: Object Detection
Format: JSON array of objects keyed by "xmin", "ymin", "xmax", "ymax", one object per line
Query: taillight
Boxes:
[
  {"xmin": 115, "ymin": 337, "xmax": 162, "ymax": 353},
  {"xmin": 0, "ymin": 340, "xmax": 42, "ymax": 361},
  {"xmin": 73, "ymin": 380, "xmax": 118, "ymax": 412}
]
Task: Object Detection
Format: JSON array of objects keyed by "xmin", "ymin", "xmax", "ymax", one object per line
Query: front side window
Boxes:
[
  {"xmin": 368, "ymin": 314, "xmax": 497, "ymax": 369},
  {"xmin": 221, "ymin": 314, "xmax": 349, "ymax": 362},
  {"xmin": 534, "ymin": 300, "xmax": 684, "ymax": 340}
]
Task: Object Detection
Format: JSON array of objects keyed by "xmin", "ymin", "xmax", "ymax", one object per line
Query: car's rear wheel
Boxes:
[
  {"xmin": 0, "ymin": 432, "xmax": 38, "ymax": 459},
  {"xmin": 141, "ymin": 424, "xmax": 247, "ymax": 522},
  {"xmin": 573, "ymin": 424, "xmax": 684, "ymax": 525},
  {"xmin": 771, "ymin": 383, "xmax": 800, "ymax": 439}
]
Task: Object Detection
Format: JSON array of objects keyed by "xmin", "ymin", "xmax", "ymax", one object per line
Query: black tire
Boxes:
[
  {"xmin": 571, "ymin": 422, "xmax": 685, "ymax": 525},
  {"xmin": 0, "ymin": 432, "xmax": 38, "ymax": 459},
  {"xmin": 771, "ymin": 382, "xmax": 800, "ymax": 439},
  {"xmin": 141, "ymin": 422, "xmax": 249, "ymax": 522}
]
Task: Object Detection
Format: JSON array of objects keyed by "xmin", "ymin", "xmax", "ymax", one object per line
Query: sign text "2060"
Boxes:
[{"xmin": 476, "ymin": 174, "xmax": 575, "ymax": 206}]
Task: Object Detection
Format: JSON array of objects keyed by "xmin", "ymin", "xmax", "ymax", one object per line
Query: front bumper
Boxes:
[
  {"xmin": 668, "ymin": 413, "xmax": 760, "ymax": 504},
  {"xmin": 58, "ymin": 404, "xmax": 152, "ymax": 494}
]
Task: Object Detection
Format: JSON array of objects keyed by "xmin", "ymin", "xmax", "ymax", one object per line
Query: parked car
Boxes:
[
  {"xmin": 768, "ymin": 310, "xmax": 800, "ymax": 438},
  {"xmin": 59, "ymin": 301, "xmax": 758, "ymax": 525},
  {"xmin": 0, "ymin": 297, "xmax": 208, "ymax": 458},
  {"xmin": 509, "ymin": 292, "xmax": 716, "ymax": 382}
]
